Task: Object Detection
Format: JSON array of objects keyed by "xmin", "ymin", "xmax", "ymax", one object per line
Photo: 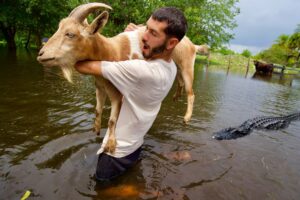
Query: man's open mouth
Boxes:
[{"xmin": 143, "ymin": 42, "xmax": 150, "ymax": 51}]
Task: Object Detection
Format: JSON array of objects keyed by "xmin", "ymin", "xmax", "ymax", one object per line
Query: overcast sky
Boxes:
[{"xmin": 229, "ymin": 0, "xmax": 300, "ymax": 54}]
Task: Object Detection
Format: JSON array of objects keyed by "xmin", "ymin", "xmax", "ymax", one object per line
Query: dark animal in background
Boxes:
[
  {"xmin": 213, "ymin": 111, "xmax": 300, "ymax": 140},
  {"xmin": 253, "ymin": 60, "xmax": 274, "ymax": 75}
]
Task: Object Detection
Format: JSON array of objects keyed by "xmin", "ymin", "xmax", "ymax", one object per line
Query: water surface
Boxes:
[{"xmin": 0, "ymin": 48, "xmax": 299, "ymax": 199}]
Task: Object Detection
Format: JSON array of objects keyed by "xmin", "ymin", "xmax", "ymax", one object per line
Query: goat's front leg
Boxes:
[
  {"xmin": 104, "ymin": 101, "xmax": 122, "ymax": 154},
  {"xmin": 94, "ymin": 87, "xmax": 107, "ymax": 135},
  {"xmin": 103, "ymin": 84, "xmax": 123, "ymax": 154}
]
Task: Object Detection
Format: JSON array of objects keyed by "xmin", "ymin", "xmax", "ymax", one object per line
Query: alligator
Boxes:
[{"xmin": 212, "ymin": 111, "xmax": 300, "ymax": 140}]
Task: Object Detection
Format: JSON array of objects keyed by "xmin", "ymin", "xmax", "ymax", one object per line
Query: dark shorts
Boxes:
[{"xmin": 95, "ymin": 146, "xmax": 142, "ymax": 181}]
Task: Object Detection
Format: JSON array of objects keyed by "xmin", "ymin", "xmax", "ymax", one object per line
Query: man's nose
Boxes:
[{"xmin": 142, "ymin": 31, "xmax": 149, "ymax": 41}]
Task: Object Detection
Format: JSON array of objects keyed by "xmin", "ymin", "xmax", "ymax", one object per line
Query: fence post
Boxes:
[
  {"xmin": 281, "ymin": 65, "xmax": 285, "ymax": 75},
  {"xmin": 245, "ymin": 58, "xmax": 250, "ymax": 77},
  {"xmin": 227, "ymin": 55, "xmax": 231, "ymax": 75}
]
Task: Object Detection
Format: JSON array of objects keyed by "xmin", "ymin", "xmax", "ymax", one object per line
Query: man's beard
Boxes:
[{"xmin": 142, "ymin": 39, "xmax": 167, "ymax": 59}]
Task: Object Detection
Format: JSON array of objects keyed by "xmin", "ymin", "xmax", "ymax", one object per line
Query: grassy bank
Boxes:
[
  {"xmin": 196, "ymin": 53, "xmax": 255, "ymax": 74},
  {"xmin": 196, "ymin": 52, "xmax": 300, "ymax": 75}
]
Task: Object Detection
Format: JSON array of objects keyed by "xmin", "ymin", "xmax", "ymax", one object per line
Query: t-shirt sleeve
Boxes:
[{"xmin": 101, "ymin": 60, "xmax": 146, "ymax": 97}]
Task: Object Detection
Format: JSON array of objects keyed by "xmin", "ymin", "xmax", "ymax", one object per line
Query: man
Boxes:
[{"xmin": 75, "ymin": 7, "xmax": 188, "ymax": 181}]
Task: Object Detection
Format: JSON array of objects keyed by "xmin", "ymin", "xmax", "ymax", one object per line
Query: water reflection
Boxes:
[
  {"xmin": 0, "ymin": 48, "xmax": 299, "ymax": 199},
  {"xmin": 252, "ymin": 71, "xmax": 295, "ymax": 87}
]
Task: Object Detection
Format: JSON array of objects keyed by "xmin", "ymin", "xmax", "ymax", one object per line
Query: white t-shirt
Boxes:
[{"xmin": 97, "ymin": 59, "xmax": 177, "ymax": 157}]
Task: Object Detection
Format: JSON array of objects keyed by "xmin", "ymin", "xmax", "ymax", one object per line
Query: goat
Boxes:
[{"xmin": 37, "ymin": 3, "xmax": 196, "ymax": 154}]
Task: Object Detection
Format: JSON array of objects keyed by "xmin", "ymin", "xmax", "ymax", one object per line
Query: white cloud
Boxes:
[{"xmin": 227, "ymin": 44, "xmax": 266, "ymax": 55}]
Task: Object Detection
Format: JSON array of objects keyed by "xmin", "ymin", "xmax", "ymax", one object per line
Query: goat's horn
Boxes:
[{"xmin": 69, "ymin": 3, "xmax": 112, "ymax": 23}]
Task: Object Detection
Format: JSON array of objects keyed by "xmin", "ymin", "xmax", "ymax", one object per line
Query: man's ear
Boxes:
[
  {"xmin": 87, "ymin": 11, "xmax": 109, "ymax": 34},
  {"xmin": 166, "ymin": 38, "xmax": 179, "ymax": 50}
]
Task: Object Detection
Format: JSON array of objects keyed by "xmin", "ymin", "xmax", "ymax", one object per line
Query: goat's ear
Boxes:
[{"xmin": 87, "ymin": 11, "xmax": 109, "ymax": 34}]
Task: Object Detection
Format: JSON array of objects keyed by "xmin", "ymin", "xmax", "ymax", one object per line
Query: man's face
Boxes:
[{"xmin": 142, "ymin": 17, "xmax": 169, "ymax": 59}]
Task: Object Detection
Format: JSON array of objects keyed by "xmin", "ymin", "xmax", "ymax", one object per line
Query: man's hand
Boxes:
[{"xmin": 124, "ymin": 23, "xmax": 143, "ymax": 32}]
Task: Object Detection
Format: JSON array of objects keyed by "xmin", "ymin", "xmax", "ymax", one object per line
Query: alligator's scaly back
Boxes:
[{"xmin": 213, "ymin": 111, "xmax": 300, "ymax": 140}]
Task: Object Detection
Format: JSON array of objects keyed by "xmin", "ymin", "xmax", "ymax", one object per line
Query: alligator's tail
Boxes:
[
  {"xmin": 212, "ymin": 111, "xmax": 300, "ymax": 140},
  {"xmin": 284, "ymin": 111, "xmax": 300, "ymax": 121}
]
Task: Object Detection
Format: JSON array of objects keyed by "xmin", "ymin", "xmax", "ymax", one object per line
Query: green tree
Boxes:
[
  {"xmin": 1, "ymin": 0, "xmax": 239, "ymax": 49},
  {"xmin": 22, "ymin": 0, "xmax": 82, "ymax": 47},
  {"xmin": 94, "ymin": 0, "xmax": 240, "ymax": 47},
  {"xmin": 256, "ymin": 45, "xmax": 286, "ymax": 65},
  {"xmin": 217, "ymin": 46, "xmax": 235, "ymax": 55},
  {"xmin": 241, "ymin": 49, "xmax": 251, "ymax": 58},
  {"xmin": 0, "ymin": 0, "xmax": 24, "ymax": 49},
  {"xmin": 191, "ymin": 0, "xmax": 240, "ymax": 47},
  {"xmin": 0, "ymin": 0, "xmax": 84, "ymax": 49},
  {"xmin": 288, "ymin": 32, "xmax": 300, "ymax": 67},
  {"xmin": 275, "ymin": 34, "xmax": 289, "ymax": 47},
  {"xmin": 99, "ymin": 0, "xmax": 156, "ymax": 36}
]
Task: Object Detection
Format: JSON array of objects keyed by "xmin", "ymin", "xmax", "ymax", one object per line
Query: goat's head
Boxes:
[{"xmin": 37, "ymin": 3, "xmax": 112, "ymax": 82}]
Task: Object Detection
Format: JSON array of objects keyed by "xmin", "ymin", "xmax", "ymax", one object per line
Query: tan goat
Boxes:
[{"xmin": 37, "ymin": 3, "xmax": 196, "ymax": 153}]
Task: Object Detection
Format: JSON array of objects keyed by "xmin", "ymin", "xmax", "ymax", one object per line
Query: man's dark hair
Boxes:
[{"xmin": 151, "ymin": 7, "xmax": 188, "ymax": 41}]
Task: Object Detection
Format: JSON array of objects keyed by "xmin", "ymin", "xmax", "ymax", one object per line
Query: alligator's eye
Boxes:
[{"xmin": 65, "ymin": 32, "xmax": 75, "ymax": 38}]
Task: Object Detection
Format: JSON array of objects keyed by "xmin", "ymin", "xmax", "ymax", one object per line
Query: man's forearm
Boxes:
[{"xmin": 75, "ymin": 61, "xmax": 103, "ymax": 76}]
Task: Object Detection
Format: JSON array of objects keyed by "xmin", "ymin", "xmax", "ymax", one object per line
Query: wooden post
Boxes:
[
  {"xmin": 206, "ymin": 54, "xmax": 210, "ymax": 67},
  {"xmin": 226, "ymin": 55, "xmax": 231, "ymax": 75},
  {"xmin": 281, "ymin": 65, "xmax": 285, "ymax": 75},
  {"xmin": 245, "ymin": 58, "xmax": 250, "ymax": 78},
  {"xmin": 25, "ymin": 29, "xmax": 31, "ymax": 49}
]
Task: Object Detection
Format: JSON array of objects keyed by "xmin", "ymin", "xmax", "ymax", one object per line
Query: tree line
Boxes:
[
  {"xmin": 256, "ymin": 25, "xmax": 300, "ymax": 68},
  {"xmin": 0, "ymin": 0, "xmax": 239, "ymax": 50},
  {"xmin": 216, "ymin": 24, "xmax": 300, "ymax": 68}
]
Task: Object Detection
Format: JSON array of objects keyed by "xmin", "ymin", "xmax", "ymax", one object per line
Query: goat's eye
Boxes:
[{"xmin": 65, "ymin": 32, "xmax": 75, "ymax": 38}]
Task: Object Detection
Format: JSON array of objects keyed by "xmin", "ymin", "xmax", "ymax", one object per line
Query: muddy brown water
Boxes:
[{"xmin": 0, "ymin": 48, "xmax": 300, "ymax": 199}]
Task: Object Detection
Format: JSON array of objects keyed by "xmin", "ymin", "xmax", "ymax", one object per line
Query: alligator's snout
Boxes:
[{"xmin": 212, "ymin": 127, "xmax": 237, "ymax": 140}]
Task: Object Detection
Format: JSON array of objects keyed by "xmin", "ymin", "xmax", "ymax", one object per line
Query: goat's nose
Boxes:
[{"xmin": 38, "ymin": 50, "xmax": 44, "ymax": 56}]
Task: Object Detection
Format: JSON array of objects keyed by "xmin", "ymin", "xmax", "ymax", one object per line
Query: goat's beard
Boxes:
[
  {"xmin": 61, "ymin": 64, "xmax": 75, "ymax": 83},
  {"xmin": 142, "ymin": 39, "xmax": 167, "ymax": 59}
]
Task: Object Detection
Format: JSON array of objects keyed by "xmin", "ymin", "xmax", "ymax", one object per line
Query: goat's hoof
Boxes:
[
  {"xmin": 183, "ymin": 116, "xmax": 191, "ymax": 124},
  {"xmin": 93, "ymin": 126, "xmax": 101, "ymax": 135},
  {"xmin": 104, "ymin": 146, "xmax": 115, "ymax": 154},
  {"xmin": 104, "ymin": 139, "xmax": 116, "ymax": 154}
]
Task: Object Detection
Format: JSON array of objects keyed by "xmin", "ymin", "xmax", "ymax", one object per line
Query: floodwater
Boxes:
[{"xmin": 0, "ymin": 48, "xmax": 300, "ymax": 200}]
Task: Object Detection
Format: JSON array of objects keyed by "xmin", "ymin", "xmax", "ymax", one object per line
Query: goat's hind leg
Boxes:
[
  {"xmin": 173, "ymin": 72, "xmax": 184, "ymax": 101},
  {"xmin": 181, "ymin": 56, "xmax": 195, "ymax": 124},
  {"xmin": 94, "ymin": 87, "xmax": 107, "ymax": 135}
]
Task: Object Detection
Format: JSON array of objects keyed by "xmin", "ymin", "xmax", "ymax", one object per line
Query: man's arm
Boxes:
[
  {"xmin": 75, "ymin": 61, "xmax": 103, "ymax": 76},
  {"xmin": 76, "ymin": 59, "xmax": 145, "ymax": 98}
]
